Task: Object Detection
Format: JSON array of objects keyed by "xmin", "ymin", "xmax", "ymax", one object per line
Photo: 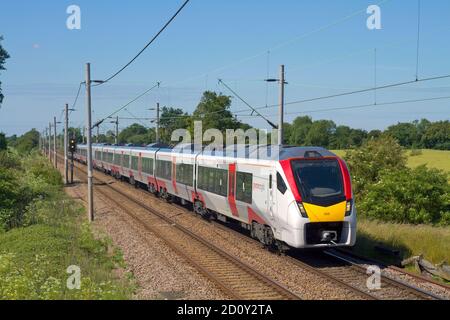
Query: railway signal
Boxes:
[{"xmin": 69, "ymin": 137, "xmax": 77, "ymax": 153}]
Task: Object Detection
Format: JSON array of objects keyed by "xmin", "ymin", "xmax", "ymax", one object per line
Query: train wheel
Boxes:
[
  {"xmin": 251, "ymin": 222, "xmax": 277, "ymax": 248},
  {"xmin": 194, "ymin": 200, "xmax": 210, "ymax": 220}
]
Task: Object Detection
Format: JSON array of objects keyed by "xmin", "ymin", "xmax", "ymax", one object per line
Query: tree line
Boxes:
[{"xmin": 86, "ymin": 91, "xmax": 449, "ymax": 150}]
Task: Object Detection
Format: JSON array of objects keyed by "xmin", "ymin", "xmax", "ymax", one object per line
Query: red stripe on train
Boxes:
[
  {"xmin": 228, "ymin": 163, "xmax": 239, "ymax": 217},
  {"xmin": 172, "ymin": 157, "xmax": 178, "ymax": 194},
  {"xmin": 247, "ymin": 207, "xmax": 267, "ymax": 225}
]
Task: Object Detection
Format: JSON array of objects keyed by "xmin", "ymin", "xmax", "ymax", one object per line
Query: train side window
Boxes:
[
  {"xmin": 269, "ymin": 174, "xmax": 272, "ymax": 190},
  {"xmin": 123, "ymin": 155, "xmax": 130, "ymax": 168},
  {"xmin": 176, "ymin": 163, "xmax": 193, "ymax": 186},
  {"xmin": 156, "ymin": 160, "xmax": 172, "ymax": 180},
  {"xmin": 197, "ymin": 166, "xmax": 207, "ymax": 190},
  {"xmin": 277, "ymin": 172, "xmax": 287, "ymax": 195},
  {"xmin": 197, "ymin": 166, "xmax": 227, "ymax": 196},
  {"xmin": 218, "ymin": 169, "xmax": 228, "ymax": 197},
  {"xmin": 142, "ymin": 157, "xmax": 154, "ymax": 174},
  {"xmin": 114, "ymin": 153, "xmax": 122, "ymax": 165},
  {"xmin": 236, "ymin": 172, "xmax": 252, "ymax": 204},
  {"xmin": 131, "ymin": 156, "xmax": 139, "ymax": 171}
]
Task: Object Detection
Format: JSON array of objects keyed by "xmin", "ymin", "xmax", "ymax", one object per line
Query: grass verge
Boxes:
[
  {"xmin": 350, "ymin": 218, "xmax": 449, "ymax": 282},
  {"xmin": 0, "ymin": 151, "xmax": 135, "ymax": 300}
]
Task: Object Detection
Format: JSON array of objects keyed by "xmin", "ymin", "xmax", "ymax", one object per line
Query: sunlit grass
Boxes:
[
  {"xmin": 353, "ymin": 218, "xmax": 450, "ymax": 267},
  {"xmin": 333, "ymin": 149, "xmax": 450, "ymax": 173},
  {"xmin": 407, "ymin": 149, "xmax": 450, "ymax": 173}
]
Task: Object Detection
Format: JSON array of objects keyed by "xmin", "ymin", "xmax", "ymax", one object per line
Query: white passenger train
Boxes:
[{"xmin": 75, "ymin": 143, "xmax": 357, "ymax": 250}]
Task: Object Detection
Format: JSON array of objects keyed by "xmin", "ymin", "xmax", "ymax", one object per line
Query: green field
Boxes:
[
  {"xmin": 407, "ymin": 150, "xmax": 450, "ymax": 173},
  {"xmin": 333, "ymin": 149, "xmax": 450, "ymax": 173}
]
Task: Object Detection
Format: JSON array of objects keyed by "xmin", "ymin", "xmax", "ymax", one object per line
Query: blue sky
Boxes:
[{"xmin": 0, "ymin": 0, "xmax": 449, "ymax": 136}]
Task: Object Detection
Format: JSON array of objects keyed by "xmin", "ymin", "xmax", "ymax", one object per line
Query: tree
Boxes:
[
  {"xmin": 0, "ymin": 36, "xmax": 10, "ymax": 107},
  {"xmin": 282, "ymin": 122, "xmax": 292, "ymax": 145},
  {"xmin": 331, "ymin": 125, "xmax": 352, "ymax": 149},
  {"xmin": 304, "ymin": 120, "xmax": 336, "ymax": 148},
  {"xmin": 344, "ymin": 136, "xmax": 407, "ymax": 196},
  {"xmin": 68, "ymin": 128, "xmax": 83, "ymax": 143},
  {"xmin": 421, "ymin": 121, "xmax": 450, "ymax": 150},
  {"xmin": 0, "ymin": 132, "xmax": 6, "ymax": 151},
  {"xmin": 348, "ymin": 129, "xmax": 367, "ymax": 148},
  {"xmin": 288, "ymin": 116, "xmax": 313, "ymax": 146},
  {"xmin": 14, "ymin": 129, "xmax": 40, "ymax": 154},
  {"xmin": 367, "ymin": 130, "xmax": 382, "ymax": 140},
  {"xmin": 118, "ymin": 123, "xmax": 149, "ymax": 144},
  {"xmin": 159, "ymin": 107, "xmax": 190, "ymax": 143},
  {"xmin": 191, "ymin": 91, "xmax": 243, "ymax": 135},
  {"xmin": 386, "ymin": 122, "xmax": 418, "ymax": 148}
]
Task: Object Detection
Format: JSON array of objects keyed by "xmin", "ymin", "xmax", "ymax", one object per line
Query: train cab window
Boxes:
[
  {"xmin": 291, "ymin": 159, "xmax": 344, "ymax": 206},
  {"xmin": 236, "ymin": 172, "xmax": 252, "ymax": 204},
  {"xmin": 156, "ymin": 160, "xmax": 172, "ymax": 180},
  {"xmin": 277, "ymin": 172, "xmax": 287, "ymax": 195},
  {"xmin": 142, "ymin": 157, "xmax": 154, "ymax": 175},
  {"xmin": 131, "ymin": 156, "xmax": 139, "ymax": 171},
  {"xmin": 176, "ymin": 163, "xmax": 193, "ymax": 186},
  {"xmin": 123, "ymin": 155, "xmax": 130, "ymax": 168}
]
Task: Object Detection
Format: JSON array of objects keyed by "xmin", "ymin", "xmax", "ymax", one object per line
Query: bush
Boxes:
[
  {"xmin": 0, "ymin": 150, "xmax": 21, "ymax": 169},
  {"xmin": 345, "ymin": 136, "xmax": 407, "ymax": 195},
  {"xmin": 0, "ymin": 152, "xmax": 134, "ymax": 300},
  {"xmin": 0, "ymin": 152, "xmax": 62, "ymax": 231},
  {"xmin": 358, "ymin": 165, "xmax": 450, "ymax": 225},
  {"xmin": 410, "ymin": 149, "xmax": 423, "ymax": 157},
  {"xmin": 0, "ymin": 133, "xmax": 6, "ymax": 151}
]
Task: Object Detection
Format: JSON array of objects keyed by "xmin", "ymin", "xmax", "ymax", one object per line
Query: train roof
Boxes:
[{"xmin": 78, "ymin": 144, "xmax": 337, "ymax": 160}]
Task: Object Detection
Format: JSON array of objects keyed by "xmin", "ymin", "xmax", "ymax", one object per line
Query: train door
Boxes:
[{"xmin": 268, "ymin": 171, "xmax": 276, "ymax": 222}]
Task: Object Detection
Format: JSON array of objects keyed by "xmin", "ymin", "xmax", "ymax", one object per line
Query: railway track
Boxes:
[
  {"xmin": 60, "ymin": 155, "xmax": 447, "ymax": 300},
  {"xmin": 64, "ymin": 158, "xmax": 301, "ymax": 300},
  {"xmin": 290, "ymin": 250, "xmax": 445, "ymax": 300},
  {"xmin": 211, "ymin": 221, "xmax": 446, "ymax": 300},
  {"xmin": 333, "ymin": 247, "xmax": 450, "ymax": 292}
]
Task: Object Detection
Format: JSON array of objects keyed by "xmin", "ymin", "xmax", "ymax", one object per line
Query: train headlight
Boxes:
[
  {"xmin": 297, "ymin": 202, "xmax": 308, "ymax": 218},
  {"xmin": 345, "ymin": 200, "xmax": 353, "ymax": 216}
]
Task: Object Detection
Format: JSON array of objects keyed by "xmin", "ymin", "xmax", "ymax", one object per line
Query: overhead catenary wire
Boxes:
[
  {"xmin": 93, "ymin": 82, "xmax": 160, "ymax": 129},
  {"xmin": 226, "ymin": 73, "xmax": 450, "ymax": 116},
  {"xmin": 167, "ymin": 73, "xmax": 450, "ymax": 120},
  {"xmin": 124, "ymin": 108, "xmax": 151, "ymax": 128},
  {"xmin": 218, "ymin": 79, "xmax": 278, "ymax": 129},
  {"xmin": 144, "ymin": 73, "xmax": 450, "ymax": 121},
  {"xmin": 233, "ymin": 95, "xmax": 450, "ymax": 119},
  {"xmin": 95, "ymin": 0, "xmax": 191, "ymax": 86}
]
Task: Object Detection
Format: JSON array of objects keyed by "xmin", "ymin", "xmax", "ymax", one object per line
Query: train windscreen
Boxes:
[{"xmin": 291, "ymin": 159, "xmax": 345, "ymax": 206}]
